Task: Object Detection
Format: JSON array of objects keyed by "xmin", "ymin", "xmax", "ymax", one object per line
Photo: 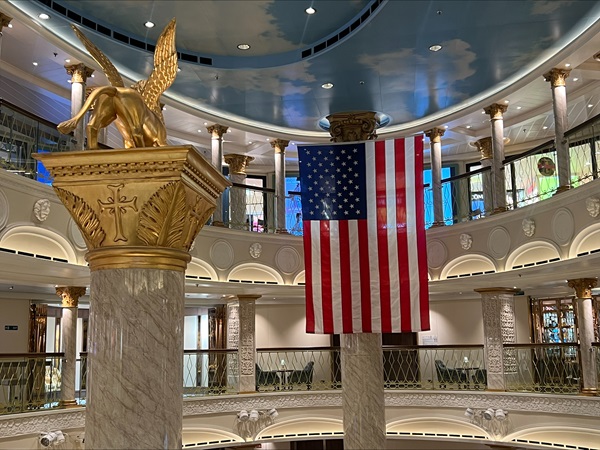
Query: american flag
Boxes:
[{"xmin": 298, "ymin": 137, "xmax": 429, "ymax": 334}]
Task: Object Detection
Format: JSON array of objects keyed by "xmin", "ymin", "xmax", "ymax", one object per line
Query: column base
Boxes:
[
  {"xmin": 492, "ymin": 207, "xmax": 508, "ymax": 214},
  {"xmin": 429, "ymin": 221, "xmax": 446, "ymax": 228},
  {"xmin": 581, "ymin": 387, "xmax": 598, "ymax": 396},
  {"xmin": 554, "ymin": 185, "xmax": 571, "ymax": 195},
  {"xmin": 59, "ymin": 400, "xmax": 79, "ymax": 408},
  {"xmin": 212, "ymin": 221, "xmax": 226, "ymax": 227},
  {"xmin": 276, "ymin": 228, "xmax": 290, "ymax": 234}
]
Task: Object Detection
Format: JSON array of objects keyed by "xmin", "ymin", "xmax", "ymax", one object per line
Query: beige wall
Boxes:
[
  {"xmin": 256, "ymin": 304, "xmax": 330, "ymax": 348},
  {"xmin": 0, "ymin": 299, "xmax": 29, "ymax": 353},
  {"xmin": 421, "ymin": 298, "xmax": 483, "ymax": 345}
]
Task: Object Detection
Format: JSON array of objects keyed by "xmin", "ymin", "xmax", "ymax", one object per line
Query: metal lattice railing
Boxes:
[
  {"xmin": 0, "ymin": 353, "xmax": 64, "ymax": 415},
  {"xmin": 220, "ymin": 184, "xmax": 276, "ymax": 233},
  {"xmin": 440, "ymin": 167, "xmax": 492, "ymax": 224},
  {"xmin": 256, "ymin": 347, "xmax": 341, "ymax": 392},
  {"xmin": 183, "ymin": 350, "xmax": 239, "ymax": 397},
  {"xmin": 593, "ymin": 343, "xmax": 600, "ymax": 391},
  {"xmin": 503, "ymin": 344, "xmax": 580, "ymax": 394}
]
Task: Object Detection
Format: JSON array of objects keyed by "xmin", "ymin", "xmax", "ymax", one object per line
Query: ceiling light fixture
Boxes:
[
  {"xmin": 573, "ymin": 77, "xmax": 579, "ymax": 81},
  {"xmin": 197, "ymin": 129, "xmax": 202, "ymax": 133},
  {"xmin": 177, "ymin": 67, "xmax": 181, "ymax": 72},
  {"xmin": 32, "ymin": 62, "xmax": 38, "ymax": 66},
  {"xmin": 429, "ymin": 44, "xmax": 442, "ymax": 52},
  {"xmin": 543, "ymin": 126, "xmax": 548, "ymax": 129},
  {"xmin": 516, "ymin": 106, "xmax": 522, "ymax": 110},
  {"xmin": 466, "ymin": 125, "xmax": 471, "ymax": 129},
  {"xmin": 91, "ymin": 74, "xmax": 95, "ymax": 77},
  {"xmin": 38, "ymin": 13, "xmax": 50, "ymax": 20},
  {"xmin": 64, "ymin": 58, "xmax": 70, "ymax": 63},
  {"xmin": 8, "ymin": 23, "xmax": 13, "ymax": 28},
  {"xmin": 321, "ymin": 82, "xmax": 334, "ymax": 89},
  {"xmin": 565, "ymin": 63, "xmax": 571, "ymax": 67},
  {"xmin": 588, "ymin": 104, "xmax": 594, "ymax": 108},
  {"xmin": 305, "ymin": 6, "xmax": 316, "ymax": 14},
  {"xmin": 237, "ymin": 43, "xmax": 251, "ymax": 50},
  {"xmin": 504, "ymin": 100, "xmax": 509, "ymax": 104},
  {"xmin": 444, "ymin": 125, "xmax": 449, "ymax": 129},
  {"xmin": 144, "ymin": 21, "xmax": 155, "ymax": 28},
  {"xmin": 248, "ymin": 141, "xmax": 253, "ymax": 144}
]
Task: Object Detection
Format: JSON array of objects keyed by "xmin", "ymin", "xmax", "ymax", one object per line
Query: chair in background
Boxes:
[
  {"xmin": 435, "ymin": 360, "xmax": 467, "ymax": 388},
  {"xmin": 288, "ymin": 361, "xmax": 314, "ymax": 390},
  {"xmin": 255, "ymin": 364, "xmax": 280, "ymax": 391}
]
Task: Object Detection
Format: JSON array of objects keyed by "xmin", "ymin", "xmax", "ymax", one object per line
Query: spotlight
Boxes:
[
  {"xmin": 268, "ymin": 408, "xmax": 279, "ymax": 419},
  {"xmin": 249, "ymin": 409, "xmax": 260, "ymax": 422},
  {"xmin": 483, "ymin": 408, "xmax": 495, "ymax": 421},
  {"xmin": 40, "ymin": 431, "xmax": 65, "ymax": 447},
  {"xmin": 464, "ymin": 407, "xmax": 474, "ymax": 418},
  {"xmin": 495, "ymin": 409, "xmax": 507, "ymax": 421},
  {"xmin": 238, "ymin": 410, "xmax": 249, "ymax": 421}
]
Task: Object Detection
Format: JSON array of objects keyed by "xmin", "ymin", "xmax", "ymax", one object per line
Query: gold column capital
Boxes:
[
  {"xmin": 327, "ymin": 111, "xmax": 377, "ymax": 142},
  {"xmin": 56, "ymin": 286, "xmax": 87, "ymax": 308},
  {"xmin": 568, "ymin": 278, "xmax": 597, "ymax": 299},
  {"xmin": 0, "ymin": 12, "xmax": 13, "ymax": 32},
  {"xmin": 206, "ymin": 124, "xmax": 229, "ymax": 139},
  {"xmin": 236, "ymin": 294, "xmax": 262, "ymax": 302},
  {"xmin": 270, "ymin": 139, "xmax": 290, "ymax": 154},
  {"xmin": 34, "ymin": 146, "xmax": 230, "ymax": 271},
  {"xmin": 544, "ymin": 68, "xmax": 571, "ymax": 87},
  {"xmin": 65, "ymin": 63, "xmax": 95, "ymax": 84},
  {"xmin": 425, "ymin": 128, "xmax": 446, "ymax": 144},
  {"xmin": 484, "ymin": 103, "xmax": 508, "ymax": 120},
  {"xmin": 471, "ymin": 137, "xmax": 493, "ymax": 160},
  {"xmin": 224, "ymin": 154, "xmax": 254, "ymax": 175}
]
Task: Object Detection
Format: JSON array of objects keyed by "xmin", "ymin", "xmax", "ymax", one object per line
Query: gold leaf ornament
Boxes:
[
  {"xmin": 54, "ymin": 187, "xmax": 106, "ymax": 249},
  {"xmin": 138, "ymin": 182, "xmax": 187, "ymax": 247}
]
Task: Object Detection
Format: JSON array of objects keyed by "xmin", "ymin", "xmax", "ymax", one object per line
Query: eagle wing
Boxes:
[
  {"xmin": 141, "ymin": 18, "xmax": 177, "ymax": 121},
  {"xmin": 71, "ymin": 25, "xmax": 124, "ymax": 87}
]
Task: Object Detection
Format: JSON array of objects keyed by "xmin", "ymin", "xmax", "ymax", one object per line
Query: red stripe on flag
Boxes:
[
  {"xmin": 395, "ymin": 138, "xmax": 412, "ymax": 332},
  {"xmin": 320, "ymin": 221, "xmax": 334, "ymax": 334},
  {"xmin": 303, "ymin": 222, "xmax": 315, "ymax": 333},
  {"xmin": 413, "ymin": 135, "xmax": 430, "ymax": 330},
  {"xmin": 375, "ymin": 140, "xmax": 392, "ymax": 332},
  {"xmin": 338, "ymin": 221, "xmax": 353, "ymax": 333},
  {"xmin": 357, "ymin": 219, "xmax": 371, "ymax": 332}
]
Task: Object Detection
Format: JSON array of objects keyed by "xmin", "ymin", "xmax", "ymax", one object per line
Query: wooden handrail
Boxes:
[
  {"xmin": 0, "ymin": 352, "xmax": 65, "ymax": 358},
  {"xmin": 257, "ymin": 346, "xmax": 341, "ymax": 352},
  {"xmin": 502, "ymin": 343, "xmax": 579, "ymax": 348}
]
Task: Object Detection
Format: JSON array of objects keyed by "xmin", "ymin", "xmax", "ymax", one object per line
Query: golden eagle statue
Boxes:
[{"xmin": 57, "ymin": 19, "xmax": 177, "ymax": 149}]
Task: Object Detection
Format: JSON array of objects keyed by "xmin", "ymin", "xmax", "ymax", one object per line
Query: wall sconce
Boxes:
[
  {"xmin": 40, "ymin": 431, "xmax": 65, "ymax": 447},
  {"xmin": 235, "ymin": 408, "xmax": 278, "ymax": 441},
  {"xmin": 464, "ymin": 407, "xmax": 509, "ymax": 438}
]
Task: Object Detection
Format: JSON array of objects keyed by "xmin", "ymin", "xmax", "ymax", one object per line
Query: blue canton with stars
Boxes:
[{"xmin": 298, "ymin": 144, "xmax": 368, "ymax": 221}]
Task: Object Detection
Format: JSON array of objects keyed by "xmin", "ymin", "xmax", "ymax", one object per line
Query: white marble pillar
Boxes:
[
  {"xmin": 484, "ymin": 103, "xmax": 508, "ymax": 212},
  {"xmin": 568, "ymin": 278, "xmax": 598, "ymax": 394},
  {"xmin": 472, "ymin": 137, "xmax": 494, "ymax": 216},
  {"xmin": 271, "ymin": 139, "xmax": 290, "ymax": 233},
  {"xmin": 56, "ymin": 286, "xmax": 86, "ymax": 407},
  {"xmin": 341, "ymin": 333, "xmax": 386, "ymax": 449},
  {"xmin": 65, "ymin": 64, "xmax": 94, "ymax": 150},
  {"xmin": 544, "ymin": 68, "xmax": 572, "ymax": 193},
  {"xmin": 475, "ymin": 288, "xmax": 519, "ymax": 391},
  {"xmin": 207, "ymin": 124, "xmax": 229, "ymax": 226},
  {"xmin": 238, "ymin": 295, "xmax": 259, "ymax": 393},
  {"xmin": 224, "ymin": 154, "xmax": 254, "ymax": 230},
  {"xmin": 425, "ymin": 128, "xmax": 445, "ymax": 226}
]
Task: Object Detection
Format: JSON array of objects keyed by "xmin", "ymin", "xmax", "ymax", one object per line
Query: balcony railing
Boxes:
[
  {"xmin": 183, "ymin": 349, "xmax": 239, "ymax": 397},
  {"xmin": 0, "ymin": 353, "xmax": 64, "ymax": 415},
  {"xmin": 503, "ymin": 343, "xmax": 581, "ymax": 394},
  {"xmin": 593, "ymin": 342, "xmax": 600, "ymax": 390},
  {"xmin": 220, "ymin": 183, "xmax": 276, "ymax": 233}
]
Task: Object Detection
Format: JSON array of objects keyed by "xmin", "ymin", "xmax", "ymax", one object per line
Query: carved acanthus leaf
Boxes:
[
  {"xmin": 54, "ymin": 187, "xmax": 106, "ymax": 249},
  {"xmin": 182, "ymin": 196, "xmax": 214, "ymax": 250},
  {"xmin": 138, "ymin": 182, "xmax": 187, "ymax": 247}
]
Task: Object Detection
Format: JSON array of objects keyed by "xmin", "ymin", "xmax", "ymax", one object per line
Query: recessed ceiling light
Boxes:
[
  {"xmin": 67, "ymin": 79, "xmax": 72, "ymax": 83},
  {"xmin": 305, "ymin": 6, "xmax": 316, "ymax": 14},
  {"xmin": 428, "ymin": 44, "xmax": 442, "ymax": 52},
  {"xmin": 504, "ymin": 100, "xmax": 509, "ymax": 104},
  {"xmin": 266, "ymin": 138, "xmax": 270, "ymax": 141},
  {"xmin": 177, "ymin": 67, "xmax": 181, "ymax": 72},
  {"xmin": 248, "ymin": 141, "xmax": 253, "ymax": 144},
  {"xmin": 444, "ymin": 125, "xmax": 448, "ymax": 129},
  {"xmin": 64, "ymin": 58, "xmax": 71, "ymax": 63},
  {"xmin": 91, "ymin": 74, "xmax": 95, "ymax": 77},
  {"xmin": 237, "ymin": 43, "xmax": 251, "ymax": 50},
  {"xmin": 321, "ymin": 82, "xmax": 334, "ymax": 89},
  {"xmin": 466, "ymin": 125, "xmax": 471, "ymax": 129},
  {"xmin": 565, "ymin": 63, "xmax": 571, "ymax": 67},
  {"xmin": 481, "ymin": 111, "xmax": 486, "ymax": 114},
  {"xmin": 38, "ymin": 13, "xmax": 50, "ymax": 20},
  {"xmin": 543, "ymin": 126, "xmax": 548, "ymax": 129},
  {"xmin": 516, "ymin": 106, "xmax": 522, "ymax": 110},
  {"xmin": 573, "ymin": 77, "xmax": 579, "ymax": 81},
  {"xmin": 8, "ymin": 23, "xmax": 13, "ymax": 28},
  {"xmin": 197, "ymin": 129, "xmax": 202, "ymax": 133},
  {"xmin": 162, "ymin": 105, "xmax": 166, "ymax": 111},
  {"xmin": 291, "ymin": 142, "xmax": 295, "ymax": 145},
  {"xmin": 145, "ymin": 21, "xmax": 155, "ymax": 28},
  {"xmin": 203, "ymin": 122, "xmax": 208, "ymax": 126},
  {"xmin": 32, "ymin": 62, "xmax": 38, "ymax": 66},
  {"xmin": 588, "ymin": 104, "xmax": 594, "ymax": 108}
]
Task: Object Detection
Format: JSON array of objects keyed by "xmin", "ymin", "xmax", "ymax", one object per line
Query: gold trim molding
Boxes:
[
  {"xmin": 544, "ymin": 68, "xmax": 571, "ymax": 87},
  {"xmin": 327, "ymin": 111, "xmax": 377, "ymax": 142},
  {"xmin": 56, "ymin": 286, "xmax": 87, "ymax": 308},
  {"xmin": 34, "ymin": 146, "xmax": 230, "ymax": 271},
  {"xmin": 568, "ymin": 278, "xmax": 597, "ymax": 299}
]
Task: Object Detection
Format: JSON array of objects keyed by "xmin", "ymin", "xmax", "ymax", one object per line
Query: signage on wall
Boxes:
[{"xmin": 4, "ymin": 325, "xmax": 18, "ymax": 331}]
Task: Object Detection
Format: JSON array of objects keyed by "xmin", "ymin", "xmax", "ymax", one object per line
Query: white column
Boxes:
[
  {"xmin": 544, "ymin": 68, "xmax": 572, "ymax": 193},
  {"xmin": 224, "ymin": 154, "xmax": 254, "ymax": 230},
  {"xmin": 568, "ymin": 278, "xmax": 598, "ymax": 394},
  {"xmin": 237, "ymin": 295, "xmax": 259, "ymax": 393},
  {"xmin": 56, "ymin": 286, "xmax": 86, "ymax": 407},
  {"xmin": 341, "ymin": 333, "xmax": 386, "ymax": 449},
  {"xmin": 484, "ymin": 103, "xmax": 508, "ymax": 212},
  {"xmin": 475, "ymin": 288, "xmax": 519, "ymax": 391},
  {"xmin": 207, "ymin": 124, "xmax": 228, "ymax": 226},
  {"xmin": 425, "ymin": 128, "xmax": 445, "ymax": 226},
  {"xmin": 65, "ymin": 64, "xmax": 94, "ymax": 150},
  {"xmin": 271, "ymin": 139, "xmax": 290, "ymax": 233}
]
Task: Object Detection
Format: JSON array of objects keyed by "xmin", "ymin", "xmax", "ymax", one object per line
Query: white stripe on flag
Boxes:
[
  {"xmin": 329, "ymin": 221, "xmax": 343, "ymax": 333},
  {"xmin": 365, "ymin": 142, "xmax": 381, "ymax": 332},
  {"xmin": 385, "ymin": 140, "xmax": 401, "ymax": 333},
  {"xmin": 310, "ymin": 221, "xmax": 323, "ymax": 333},
  {"xmin": 348, "ymin": 220, "xmax": 362, "ymax": 333},
  {"xmin": 404, "ymin": 139, "xmax": 421, "ymax": 331}
]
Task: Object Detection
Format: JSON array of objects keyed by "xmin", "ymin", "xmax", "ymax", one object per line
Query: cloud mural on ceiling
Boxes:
[{"xmin": 531, "ymin": 1, "xmax": 574, "ymax": 15}]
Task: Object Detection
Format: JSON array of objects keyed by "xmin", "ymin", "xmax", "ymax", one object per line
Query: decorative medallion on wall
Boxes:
[
  {"xmin": 552, "ymin": 208, "xmax": 574, "ymax": 245},
  {"xmin": 522, "ymin": 218, "xmax": 535, "ymax": 237},
  {"xmin": 537, "ymin": 157, "xmax": 556, "ymax": 176},
  {"xmin": 68, "ymin": 218, "xmax": 87, "ymax": 251},
  {"xmin": 488, "ymin": 227, "xmax": 510, "ymax": 259},
  {"xmin": 586, "ymin": 197, "xmax": 600, "ymax": 218},
  {"xmin": 0, "ymin": 189, "xmax": 8, "ymax": 232},
  {"xmin": 426, "ymin": 239, "xmax": 447, "ymax": 269},
  {"xmin": 210, "ymin": 239, "xmax": 235, "ymax": 270},
  {"xmin": 459, "ymin": 233, "xmax": 473, "ymax": 250},
  {"xmin": 275, "ymin": 246, "xmax": 301, "ymax": 274},
  {"xmin": 249, "ymin": 242, "xmax": 262, "ymax": 259},
  {"xmin": 33, "ymin": 198, "xmax": 51, "ymax": 222}
]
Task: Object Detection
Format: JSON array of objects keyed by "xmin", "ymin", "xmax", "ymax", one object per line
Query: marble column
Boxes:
[
  {"xmin": 567, "ymin": 278, "xmax": 598, "ymax": 394},
  {"xmin": 471, "ymin": 137, "xmax": 494, "ymax": 216},
  {"xmin": 65, "ymin": 64, "xmax": 94, "ymax": 150},
  {"xmin": 239, "ymin": 295, "xmax": 259, "ymax": 393},
  {"xmin": 326, "ymin": 111, "xmax": 385, "ymax": 450},
  {"xmin": 271, "ymin": 139, "xmax": 290, "ymax": 233},
  {"xmin": 35, "ymin": 146, "xmax": 230, "ymax": 450},
  {"xmin": 544, "ymin": 68, "xmax": 572, "ymax": 193},
  {"xmin": 484, "ymin": 103, "xmax": 508, "ymax": 213},
  {"xmin": 425, "ymin": 128, "xmax": 445, "ymax": 226},
  {"xmin": 474, "ymin": 288, "xmax": 519, "ymax": 391},
  {"xmin": 224, "ymin": 154, "xmax": 254, "ymax": 230},
  {"xmin": 207, "ymin": 124, "xmax": 229, "ymax": 226},
  {"xmin": 56, "ymin": 286, "xmax": 86, "ymax": 407}
]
